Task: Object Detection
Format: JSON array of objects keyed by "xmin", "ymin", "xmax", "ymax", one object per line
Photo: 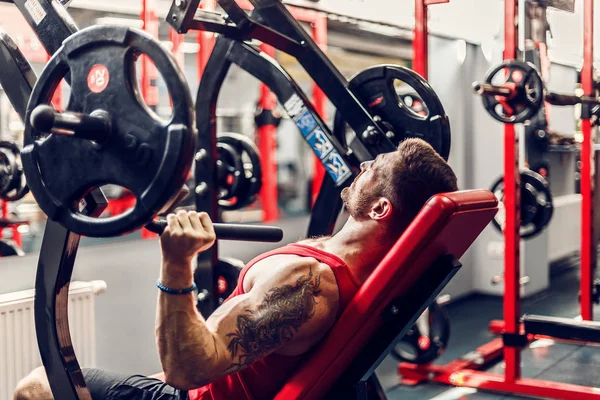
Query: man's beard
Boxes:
[{"xmin": 340, "ymin": 186, "xmax": 373, "ymax": 219}]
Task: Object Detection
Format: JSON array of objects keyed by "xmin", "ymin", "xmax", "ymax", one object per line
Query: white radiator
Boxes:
[{"xmin": 0, "ymin": 280, "xmax": 106, "ymax": 400}]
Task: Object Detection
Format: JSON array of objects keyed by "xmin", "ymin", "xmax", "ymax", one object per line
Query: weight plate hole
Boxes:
[
  {"xmin": 76, "ymin": 184, "xmax": 136, "ymax": 219},
  {"xmin": 130, "ymin": 50, "xmax": 174, "ymax": 124},
  {"xmin": 393, "ymin": 79, "xmax": 429, "ymax": 118}
]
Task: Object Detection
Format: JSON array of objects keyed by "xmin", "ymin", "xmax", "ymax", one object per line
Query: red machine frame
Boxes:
[
  {"xmin": 413, "ymin": 0, "xmax": 449, "ymax": 79},
  {"xmin": 399, "ymin": 1, "xmax": 600, "ymax": 398}
]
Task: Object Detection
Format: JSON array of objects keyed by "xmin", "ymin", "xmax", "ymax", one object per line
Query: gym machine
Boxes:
[
  {"xmin": 166, "ymin": 0, "xmax": 451, "ymax": 319},
  {"xmin": 401, "ymin": 1, "xmax": 600, "ymax": 398},
  {"xmin": 0, "ymin": 3, "xmax": 285, "ymax": 399},
  {"xmin": 0, "ymin": 0, "xmax": 467, "ymax": 398}
]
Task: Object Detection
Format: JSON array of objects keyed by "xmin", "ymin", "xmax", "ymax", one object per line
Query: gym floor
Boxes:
[{"xmin": 377, "ymin": 265, "xmax": 600, "ymax": 399}]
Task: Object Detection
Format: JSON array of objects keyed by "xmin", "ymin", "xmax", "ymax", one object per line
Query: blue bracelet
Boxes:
[{"xmin": 156, "ymin": 280, "xmax": 197, "ymax": 295}]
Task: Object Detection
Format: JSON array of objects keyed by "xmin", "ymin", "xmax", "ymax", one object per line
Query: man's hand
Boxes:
[{"xmin": 160, "ymin": 210, "xmax": 216, "ymax": 265}]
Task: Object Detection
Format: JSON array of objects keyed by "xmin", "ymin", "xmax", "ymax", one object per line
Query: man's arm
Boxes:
[{"xmin": 155, "ymin": 211, "xmax": 339, "ymax": 390}]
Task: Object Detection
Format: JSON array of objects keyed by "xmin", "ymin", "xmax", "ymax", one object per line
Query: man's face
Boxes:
[{"xmin": 341, "ymin": 153, "xmax": 392, "ymax": 219}]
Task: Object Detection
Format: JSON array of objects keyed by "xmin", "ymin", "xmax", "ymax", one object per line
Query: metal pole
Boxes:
[
  {"xmin": 140, "ymin": 0, "xmax": 160, "ymax": 239},
  {"xmin": 580, "ymin": 0, "xmax": 594, "ymax": 321},
  {"xmin": 258, "ymin": 44, "xmax": 279, "ymax": 222},
  {"xmin": 197, "ymin": 0, "xmax": 216, "ymax": 81},
  {"xmin": 503, "ymin": 0, "xmax": 521, "ymax": 383},
  {"xmin": 48, "ymin": 52, "xmax": 62, "ymax": 111},
  {"xmin": 413, "ymin": 0, "xmax": 428, "ymax": 78},
  {"xmin": 311, "ymin": 14, "xmax": 328, "ymax": 206},
  {"xmin": 140, "ymin": 0, "xmax": 159, "ymax": 106}
]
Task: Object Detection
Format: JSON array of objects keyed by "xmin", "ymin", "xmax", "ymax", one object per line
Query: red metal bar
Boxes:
[
  {"xmin": 580, "ymin": 0, "xmax": 594, "ymax": 321},
  {"xmin": 141, "ymin": 0, "xmax": 160, "ymax": 240},
  {"xmin": 413, "ymin": 0, "xmax": 427, "ymax": 78},
  {"xmin": 140, "ymin": 0, "xmax": 159, "ymax": 107},
  {"xmin": 412, "ymin": 0, "xmax": 449, "ymax": 79},
  {"xmin": 169, "ymin": 28, "xmax": 185, "ymax": 70},
  {"xmin": 0, "ymin": 201, "xmax": 6, "ymax": 241},
  {"xmin": 197, "ymin": 0, "xmax": 217, "ymax": 81},
  {"xmin": 311, "ymin": 14, "xmax": 327, "ymax": 206},
  {"xmin": 399, "ymin": 338, "xmax": 505, "ymax": 385},
  {"xmin": 12, "ymin": 225, "xmax": 21, "ymax": 248},
  {"xmin": 258, "ymin": 44, "xmax": 278, "ymax": 222},
  {"xmin": 47, "ymin": 53, "xmax": 62, "ymax": 111},
  {"xmin": 502, "ymin": 0, "xmax": 521, "ymax": 382}
]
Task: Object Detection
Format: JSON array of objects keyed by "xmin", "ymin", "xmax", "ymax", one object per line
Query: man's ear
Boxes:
[{"xmin": 369, "ymin": 197, "xmax": 393, "ymax": 221}]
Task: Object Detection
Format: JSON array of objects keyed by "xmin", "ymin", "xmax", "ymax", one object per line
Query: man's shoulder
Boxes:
[{"xmin": 245, "ymin": 252, "xmax": 339, "ymax": 295}]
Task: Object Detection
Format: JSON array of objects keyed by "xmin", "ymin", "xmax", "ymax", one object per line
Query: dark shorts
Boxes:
[{"xmin": 82, "ymin": 368, "xmax": 189, "ymax": 400}]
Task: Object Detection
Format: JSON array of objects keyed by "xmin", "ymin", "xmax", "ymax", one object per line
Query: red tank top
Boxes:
[{"xmin": 188, "ymin": 243, "xmax": 360, "ymax": 400}]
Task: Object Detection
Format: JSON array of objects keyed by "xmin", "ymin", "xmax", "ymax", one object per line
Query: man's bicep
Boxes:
[{"xmin": 205, "ymin": 264, "xmax": 334, "ymax": 375}]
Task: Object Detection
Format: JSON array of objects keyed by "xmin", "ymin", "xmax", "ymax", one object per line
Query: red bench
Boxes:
[{"xmin": 275, "ymin": 189, "xmax": 498, "ymax": 399}]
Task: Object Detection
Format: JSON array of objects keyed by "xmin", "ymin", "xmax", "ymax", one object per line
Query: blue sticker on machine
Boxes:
[
  {"xmin": 324, "ymin": 151, "xmax": 352, "ymax": 186},
  {"xmin": 295, "ymin": 109, "xmax": 319, "ymax": 137},
  {"xmin": 307, "ymin": 128, "xmax": 334, "ymax": 159}
]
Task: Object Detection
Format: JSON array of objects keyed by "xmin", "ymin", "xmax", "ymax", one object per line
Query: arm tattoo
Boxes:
[{"xmin": 225, "ymin": 268, "xmax": 322, "ymax": 372}]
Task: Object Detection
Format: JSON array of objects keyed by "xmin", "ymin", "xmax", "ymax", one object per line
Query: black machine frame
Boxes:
[
  {"xmin": 168, "ymin": 0, "xmax": 406, "ymax": 318},
  {"xmin": 0, "ymin": 2, "xmax": 109, "ymax": 398},
  {"xmin": 194, "ymin": 35, "xmax": 365, "ymax": 314},
  {"xmin": 0, "ymin": 0, "xmax": 363, "ymax": 397}
]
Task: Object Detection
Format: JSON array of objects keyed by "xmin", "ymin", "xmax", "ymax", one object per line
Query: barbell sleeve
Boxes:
[
  {"xmin": 30, "ymin": 105, "xmax": 110, "ymax": 142},
  {"xmin": 545, "ymin": 92, "xmax": 581, "ymax": 106},
  {"xmin": 472, "ymin": 82, "xmax": 513, "ymax": 97},
  {"xmin": 545, "ymin": 92, "xmax": 600, "ymax": 107},
  {"xmin": 145, "ymin": 219, "xmax": 284, "ymax": 243}
]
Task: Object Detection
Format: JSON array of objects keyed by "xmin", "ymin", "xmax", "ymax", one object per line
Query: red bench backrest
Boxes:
[{"xmin": 275, "ymin": 189, "xmax": 498, "ymax": 399}]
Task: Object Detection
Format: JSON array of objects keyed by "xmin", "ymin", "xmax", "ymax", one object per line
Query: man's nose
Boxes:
[{"xmin": 360, "ymin": 161, "xmax": 371, "ymax": 171}]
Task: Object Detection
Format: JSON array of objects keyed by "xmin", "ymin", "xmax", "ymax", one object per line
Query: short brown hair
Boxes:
[{"xmin": 380, "ymin": 138, "xmax": 458, "ymax": 233}]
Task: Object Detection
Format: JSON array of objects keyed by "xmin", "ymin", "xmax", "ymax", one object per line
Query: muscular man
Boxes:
[{"xmin": 14, "ymin": 138, "xmax": 458, "ymax": 400}]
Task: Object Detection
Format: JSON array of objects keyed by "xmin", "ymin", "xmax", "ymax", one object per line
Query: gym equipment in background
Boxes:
[
  {"xmin": 334, "ymin": 66, "xmax": 450, "ymax": 160},
  {"xmin": 473, "ymin": 60, "xmax": 544, "ymax": 124},
  {"xmin": 474, "ymin": 59, "xmax": 600, "ymax": 126},
  {"xmin": 216, "ymin": 133, "xmax": 262, "ymax": 210},
  {"xmin": 489, "ymin": 169, "xmax": 553, "ymax": 240},
  {"xmin": 0, "ymin": 238, "xmax": 24, "ymax": 256},
  {"xmin": 391, "ymin": 297, "xmax": 450, "ymax": 365},
  {"xmin": 167, "ymin": 0, "xmax": 452, "ymax": 319},
  {"xmin": 0, "ymin": 141, "xmax": 28, "ymax": 201}
]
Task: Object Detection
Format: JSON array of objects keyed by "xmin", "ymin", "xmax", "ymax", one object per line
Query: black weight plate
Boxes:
[
  {"xmin": 0, "ymin": 150, "xmax": 16, "ymax": 196},
  {"xmin": 22, "ymin": 26, "xmax": 196, "ymax": 237},
  {"xmin": 0, "ymin": 141, "xmax": 24, "ymax": 194},
  {"xmin": 337, "ymin": 65, "xmax": 451, "ymax": 161},
  {"xmin": 0, "ymin": 239, "xmax": 24, "ymax": 257},
  {"xmin": 481, "ymin": 60, "xmax": 544, "ymax": 124},
  {"xmin": 216, "ymin": 257, "xmax": 245, "ymax": 305},
  {"xmin": 392, "ymin": 302, "xmax": 450, "ymax": 364},
  {"xmin": 216, "ymin": 141, "xmax": 244, "ymax": 201},
  {"xmin": 490, "ymin": 170, "xmax": 553, "ymax": 239},
  {"xmin": 0, "ymin": 173, "xmax": 29, "ymax": 202},
  {"xmin": 217, "ymin": 133, "xmax": 262, "ymax": 211}
]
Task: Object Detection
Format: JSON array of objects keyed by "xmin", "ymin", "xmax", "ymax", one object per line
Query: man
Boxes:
[{"xmin": 14, "ymin": 138, "xmax": 458, "ymax": 400}]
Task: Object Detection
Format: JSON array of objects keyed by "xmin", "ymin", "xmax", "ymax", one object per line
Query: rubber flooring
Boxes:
[{"xmin": 380, "ymin": 267, "xmax": 600, "ymax": 399}]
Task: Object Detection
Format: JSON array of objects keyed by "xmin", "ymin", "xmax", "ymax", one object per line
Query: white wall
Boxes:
[{"xmin": 322, "ymin": 0, "xmax": 598, "ymax": 67}]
